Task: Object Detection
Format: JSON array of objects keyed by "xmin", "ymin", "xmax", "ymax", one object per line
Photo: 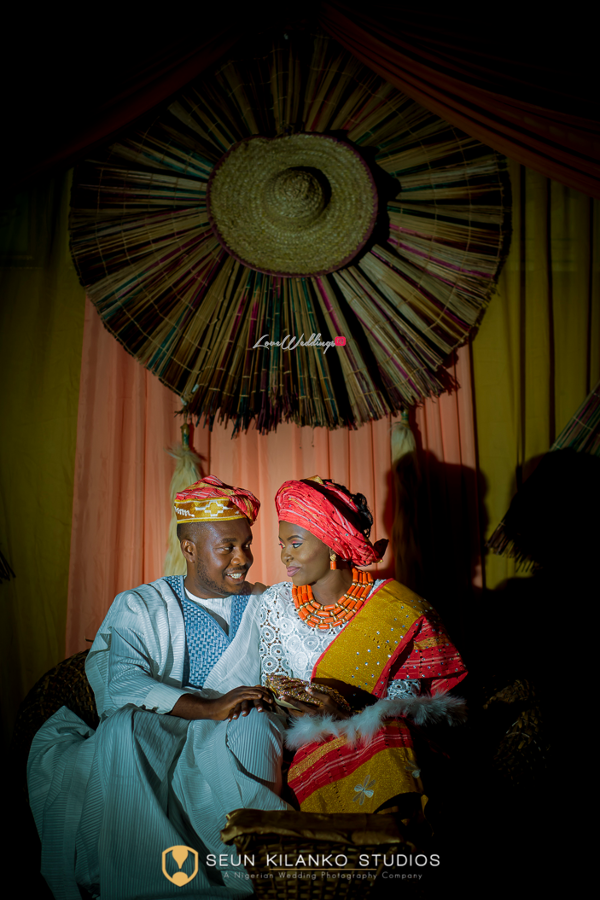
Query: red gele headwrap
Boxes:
[
  {"xmin": 175, "ymin": 475, "xmax": 260, "ymax": 525},
  {"xmin": 275, "ymin": 477, "xmax": 381, "ymax": 566}
]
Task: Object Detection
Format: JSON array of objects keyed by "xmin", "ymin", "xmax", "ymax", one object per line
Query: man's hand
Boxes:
[
  {"xmin": 170, "ymin": 685, "xmax": 274, "ymax": 721},
  {"xmin": 228, "ymin": 694, "xmax": 274, "ymax": 720}
]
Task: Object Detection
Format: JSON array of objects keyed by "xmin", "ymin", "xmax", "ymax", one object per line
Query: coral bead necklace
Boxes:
[{"xmin": 292, "ymin": 568, "xmax": 374, "ymax": 629}]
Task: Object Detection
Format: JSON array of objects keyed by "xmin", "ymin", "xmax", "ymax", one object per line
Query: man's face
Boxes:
[{"xmin": 182, "ymin": 518, "xmax": 254, "ymax": 599}]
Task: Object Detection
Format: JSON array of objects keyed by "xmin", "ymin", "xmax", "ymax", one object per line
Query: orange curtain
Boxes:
[
  {"xmin": 412, "ymin": 346, "xmax": 482, "ymax": 638},
  {"xmin": 319, "ymin": 2, "xmax": 600, "ymax": 197},
  {"xmin": 66, "ymin": 301, "xmax": 182, "ymax": 652},
  {"xmin": 66, "ymin": 309, "xmax": 478, "ymax": 654}
]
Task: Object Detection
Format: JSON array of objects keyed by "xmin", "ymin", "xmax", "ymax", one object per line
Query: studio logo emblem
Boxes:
[{"xmin": 162, "ymin": 845, "xmax": 199, "ymax": 886}]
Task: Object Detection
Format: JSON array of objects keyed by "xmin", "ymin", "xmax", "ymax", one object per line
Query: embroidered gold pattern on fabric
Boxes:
[
  {"xmin": 266, "ymin": 674, "xmax": 351, "ymax": 712},
  {"xmin": 313, "ymin": 581, "xmax": 430, "ymax": 693},
  {"xmin": 174, "ymin": 498, "xmax": 246, "ymax": 523},
  {"xmin": 413, "ymin": 635, "xmax": 450, "ymax": 651}
]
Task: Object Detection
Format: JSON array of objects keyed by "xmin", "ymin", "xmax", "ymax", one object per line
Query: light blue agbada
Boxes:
[{"xmin": 27, "ymin": 577, "xmax": 287, "ymax": 900}]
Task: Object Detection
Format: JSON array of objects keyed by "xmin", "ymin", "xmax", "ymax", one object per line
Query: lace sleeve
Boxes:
[
  {"xmin": 385, "ymin": 678, "xmax": 422, "ymax": 699},
  {"xmin": 258, "ymin": 584, "xmax": 294, "ymax": 685}
]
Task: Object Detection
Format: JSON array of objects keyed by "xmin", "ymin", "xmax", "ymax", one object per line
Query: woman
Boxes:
[{"xmin": 258, "ymin": 476, "xmax": 467, "ymax": 816}]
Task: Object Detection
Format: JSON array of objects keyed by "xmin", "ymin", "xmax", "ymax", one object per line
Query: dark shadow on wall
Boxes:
[
  {"xmin": 423, "ymin": 449, "xmax": 598, "ymax": 895},
  {"xmin": 378, "ymin": 448, "xmax": 599, "ymax": 894},
  {"xmin": 381, "ymin": 436, "xmax": 488, "ymax": 648}
]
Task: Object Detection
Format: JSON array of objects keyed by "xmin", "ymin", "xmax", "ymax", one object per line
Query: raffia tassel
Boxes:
[
  {"xmin": 164, "ymin": 423, "xmax": 202, "ymax": 576},
  {"xmin": 391, "ymin": 411, "xmax": 417, "ymax": 463},
  {"xmin": 391, "ymin": 411, "xmax": 422, "ymax": 592}
]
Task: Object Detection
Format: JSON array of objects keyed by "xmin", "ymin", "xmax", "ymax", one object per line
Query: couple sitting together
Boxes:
[{"xmin": 28, "ymin": 474, "xmax": 467, "ymax": 899}]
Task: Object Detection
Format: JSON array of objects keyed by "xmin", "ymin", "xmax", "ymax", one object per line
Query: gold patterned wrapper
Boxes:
[{"xmin": 313, "ymin": 581, "xmax": 432, "ymax": 694}]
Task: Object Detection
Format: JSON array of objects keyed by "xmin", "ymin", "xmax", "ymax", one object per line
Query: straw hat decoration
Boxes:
[
  {"xmin": 70, "ymin": 30, "xmax": 510, "ymax": 433},
  {"xmin": 207, "ymin": 133, "xmax": 378, "ymax": 276}
]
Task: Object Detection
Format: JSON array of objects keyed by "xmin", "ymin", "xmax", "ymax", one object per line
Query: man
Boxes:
[{"xmin": 28, "ymin": 476, "xmax": 287, "ymax": 900}]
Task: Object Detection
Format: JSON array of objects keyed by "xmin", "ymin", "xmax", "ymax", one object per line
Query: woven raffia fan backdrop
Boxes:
[{"xmin": 70, "ymin": 30, "xmax": 510, "ymax": 433}]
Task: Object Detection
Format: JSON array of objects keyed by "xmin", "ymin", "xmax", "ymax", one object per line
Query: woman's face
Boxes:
[{"xmin": 279, "ymin": 521, "xmax": 331, "ymax": 586}]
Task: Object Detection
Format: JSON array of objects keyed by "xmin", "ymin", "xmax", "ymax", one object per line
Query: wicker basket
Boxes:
[
  {"xmin": 221, "ymin": 809, "xmax": 414, "ymax": 900},
  {"xmin": 13, "ymin": 649, "xmax": 98, "ymax": 801}
]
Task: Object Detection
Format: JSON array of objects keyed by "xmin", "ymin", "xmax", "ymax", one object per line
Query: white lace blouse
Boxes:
[{"xmin": 258, "ymin": 581, "xmax": 420, "ymax": 699}]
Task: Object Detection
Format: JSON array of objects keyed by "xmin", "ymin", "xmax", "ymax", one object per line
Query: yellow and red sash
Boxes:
[
  {"xmin": 312, "ymin": 579, "xmax": 465, "ymax": 698},
  {"xmin": 288, "ymin": 580, "xmax": 466, "ymax": 813}
]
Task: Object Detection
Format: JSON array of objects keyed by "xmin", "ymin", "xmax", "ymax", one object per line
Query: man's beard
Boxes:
[{"xmin": 194, "ymin": 558, "xmax": 248, "ymax": 597}]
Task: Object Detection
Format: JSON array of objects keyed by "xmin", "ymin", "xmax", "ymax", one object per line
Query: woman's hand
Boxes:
[
  {"xmin": 282, "ymin": 687, "xmax": 351, "ymax": 720},
  {"xmin": 250, "ymin": 581, "xmax": 269, "ymax": 595}
]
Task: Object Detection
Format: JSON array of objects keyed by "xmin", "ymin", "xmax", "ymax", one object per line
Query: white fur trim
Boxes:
[{"xmin": 284, "ymin": 693, "xmax": 467, "ymax": 750}]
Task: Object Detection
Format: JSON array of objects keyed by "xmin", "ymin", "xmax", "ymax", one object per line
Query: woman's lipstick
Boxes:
[{"xmin": 286, "ymin": 566, "xmax": 300, "ymax": 577}]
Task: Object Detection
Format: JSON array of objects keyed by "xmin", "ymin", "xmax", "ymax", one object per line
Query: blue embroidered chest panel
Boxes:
[{"xmin": 163, "ymin": 575, "xmax": 249, "ymax": 688}]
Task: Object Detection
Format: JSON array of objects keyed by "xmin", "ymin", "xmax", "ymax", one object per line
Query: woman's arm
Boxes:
[
  {"xmin": 257, "ymin": 584, "xmax": 295, "ymax": 684},
  {"xmin": 386, "ymin": 613, "xmax": 467, "ymax": 694}
]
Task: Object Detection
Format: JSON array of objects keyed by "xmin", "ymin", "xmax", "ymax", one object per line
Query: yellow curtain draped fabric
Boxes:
[
  {"xmin": 0, "ymin": 174, "xmax": 86, "ymax": 744},
  {"xmin": 473, "ymin": 159, "xmax": 600, "ymax": 590}
]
